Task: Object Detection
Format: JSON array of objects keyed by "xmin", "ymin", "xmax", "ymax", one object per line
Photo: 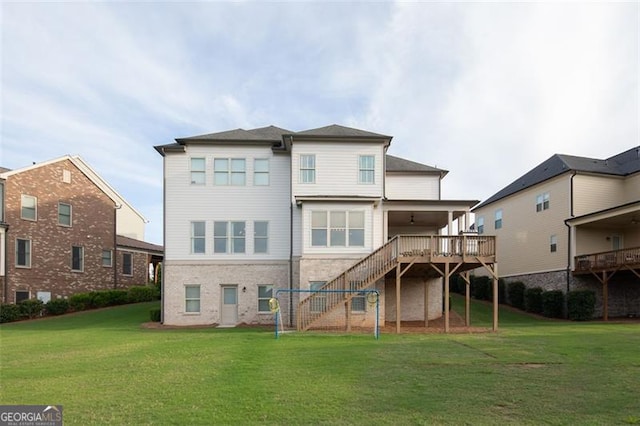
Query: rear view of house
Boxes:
[{"xmin": 156, "ymin": 125, "xmax": 497, "ymax": 330}]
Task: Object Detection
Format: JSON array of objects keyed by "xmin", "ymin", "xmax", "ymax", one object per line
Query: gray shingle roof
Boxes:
[
  {"xmin": 177, "ymin": 125, "xmax": 293, "ymax": 142},
  {"xmin": 117, "ymin": 235, "xmax": 163, "ymax": 254},
  {"xmin": 292, "ymin": 124, "xmax": 391, "ymax": 139},
  {"xmin": 474, "ymin": 146, "xmax": 640, "ymax": 210},
  {"xmin": 385, "ymin": 154, "xmax": 447, "ymax": 175}
]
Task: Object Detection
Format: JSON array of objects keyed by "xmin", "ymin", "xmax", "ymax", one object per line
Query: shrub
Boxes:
[
  {"xmin": 507, "ymin": 281, "xmax": 526, "ymax": 310},
  {"xmin": 127, "ymin": 285, "xmax": 160, "ymax": 303},
  {"xmin": 105, "ymin": 290, "xmax": 129, "ymax": 306},
  {"xmin": 19, "ymin": 299, "xmax": 44, "ymax": 319},
  {"xmin": 0, "ymin": 304, "xmax": 21, "ymax": 323},
  {"xmin": 45, "ymin": 299, "xmax": 70, "ymax": 316},
  {"xmin": 524, "ymin": 287, "xmax": 544, "ymax": 314},
  {"xmin": 498, "ymin": 279, "xmax": 507, "ymax": 304},
  {"xmin": 69, "ymin": 293, "xmax": 93, "ymax": 311},
  {"xmin": 150, "ymin": 308, "xmax": 161, "ymax": 322},
  {"xmin": 471, "ymin": 276, "xmax": 492, "ymax": 301},
  {"xmin": 568, "ymin": 290, "xmax": 596, "ymax": 321},
  {"xmin": 542, "ymin": 290, "xmax": 564, "ymax": 318}
]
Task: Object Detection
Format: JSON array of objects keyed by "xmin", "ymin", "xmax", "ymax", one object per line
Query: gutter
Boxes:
[
  {"xmin": 564, "ymin": 171, "xmax": 577, "ymax": 293},
  {"xmin": 2, "ymin": 224, "xmax": 8, "ymax": 304}
]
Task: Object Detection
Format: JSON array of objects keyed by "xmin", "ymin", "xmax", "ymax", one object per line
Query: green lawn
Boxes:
[{"xmin": 1, "ymin": 296, "xmax": 639, "ymax": 425}]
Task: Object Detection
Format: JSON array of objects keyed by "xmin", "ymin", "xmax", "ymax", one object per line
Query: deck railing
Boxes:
[
  {"xmin": 574, "ymin": 247, "xmax": 640, "ymax": 273},
  {"xmin": 296, "ymin": 235, "xmax": 497, "ymax": 331}
]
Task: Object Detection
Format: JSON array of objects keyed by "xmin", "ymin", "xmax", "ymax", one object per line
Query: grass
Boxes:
[{"xmin": 1, "ymin": 297, "xmax": 639, "ymax": 425}]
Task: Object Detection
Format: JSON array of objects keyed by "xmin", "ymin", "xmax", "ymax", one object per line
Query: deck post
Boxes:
[
  {"xmin": 464, "ymin": 272, "xmax": 470, "ymax": 327},
  {"xmin": 492, "ymin": 264, "xmax": 499, "ymax": 332},
  {"xmin": 396, "ymin": 263, "xmax": 401, "ymax": 333},
  {"xmin": 444, "ymin": 261, "xmax": 450, "ymax": 333}
]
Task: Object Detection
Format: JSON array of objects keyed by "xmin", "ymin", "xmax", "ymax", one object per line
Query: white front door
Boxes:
[{"xmin": 221, "ymin": 286, "xmax": 238, "ymax": 325}]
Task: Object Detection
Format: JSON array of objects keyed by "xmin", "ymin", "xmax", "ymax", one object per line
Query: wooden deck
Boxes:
[{"xmin": 574, "ymin": 247, "xmax": 640, "ymax": 275}]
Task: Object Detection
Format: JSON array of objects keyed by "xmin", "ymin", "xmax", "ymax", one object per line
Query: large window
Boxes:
[
  {"xmin": 258, "ymin": 285, "xmax": 273, "ymax": 313},
  {"xmin": 71, "ymin": 246, "xmax": 84, "ymax": 272},
  {"xmin": 58, "ymin": 202, "xmax": 72, "ymax": 226},
  {"xmin": 254, "ymin": 221, "xmax": 268, "ymax": 253},
  {"xmin": 185, "ymin": 285, "xmax": 201, "ymax": 313},
  {"xmin": 550, "ymin": 235, "xmax": 557, "ymax": 253},
  {"xmin": 191, "ymin": 221, "xmax": 206, "ymax": 254},
  {"xmin": 536, "ymin": 192, "xmax": 550, "ymax": 212},
  {"xmin": 16, "ymin": 238, "xmax": 31, "ymax": 268},
  {"xmin": 102, "ymin": 250, "xmax": 113, "ymax": 267},
  {"xmin": 214, "ymin": 158, "xmax": 246, "ymax": 185},
  {"xmin": 310, "ymin": 281, "xmax": 327, "ymax": 312},
  {"xmin": 190, "ymin": 158, "xmax": 206, "ymax": 185},
  {"xmin": 494, "ymin": 209, "xmax": 503, "ymax": 230},
  {"xmin": 359, "ymin": 155, "xmax": 375, "ymax": 184},
  {"xmin": 21, "ymin": 195, "xmax": 37, "ymax": 221},
  {"xmin": 311, "ymin": 211, "xmax": 365, "ymax": 247},
  {"xmin": 300, "ymin": 155, "xmax": 316, "ymax": 183},
  {"xmin": 254, "ymin": 159, "xmax": 269, "ymax": 186},
  {"xmin": 214, "ymin": 221, "xmax": 245, "ymax": 253},
  {"xmin": 122, "ymin": 252, "xmax": 133, "ymax": 276}
]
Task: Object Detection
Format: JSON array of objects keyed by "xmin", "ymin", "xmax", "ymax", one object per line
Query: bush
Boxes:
[
  {"xmin": 45, "ymin": 299, "xmax": 70, "ymax": 316},
  {"xmin": 105, "ymin": 290, "xmax": 129, "ymax": 306},
  {"xmin": 524, "ymin": 287, "xmax": 544, "ymax": 314},
  {"xmin": 19, "ymin": 299, "xmax": 44, "ymax": 319},
  {"xmin": 0, "ymin": 304, "xmax": 21, "ymax": 323},
  {"xmin": 150, "ymin": 308, "xmax": 161, "ymax": 322},
  {"xmin": 69, "ymin": 293, "xmax": 93, "ymax": 311},
  {"xmin": 507, "ymin": 281, "xmax": 526, "ymax": 310},
  {"xmin": 127, "ymin": 285, "xmax": 160, "ymax": 303},
  {"xmin": 542, "ymin": 290, "xmax": 564, "ymax": 318},
  {"xmin": 471, "ymin": 276, "xmax": 492, "ymax": 301},
  {"xmin": 498, "ymin": 279, "xmax": 507, "ymax": 304},
  {"xmin": 568, "ymin": 290, "xmax": 596, "ymax": 321}
]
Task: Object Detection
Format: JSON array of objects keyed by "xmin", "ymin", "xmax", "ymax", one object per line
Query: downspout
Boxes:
[
  {"xmin": 2, "ymin": 224, "xmax": 8, "ymax": 304},
  {"xmin": 161, "ymin": 150, "xmax": 167, "ymax": 324},
  {"xmin": 564, "ymin": 171, "xmax": 577, "ymax": 293},
  {"xmin": 288, "ymin": 135, "xmax": 294, "ymax": 328},
  {"xmin": 113, "ymin": 203, "xmax": 122, "ymax": 289}
]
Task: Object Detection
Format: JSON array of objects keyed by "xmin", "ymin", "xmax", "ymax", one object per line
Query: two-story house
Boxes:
[
  {"xmin": 472, "ymin": 147, "xmax": 640, "ymax": 318},
  {"xmin": 0, "ymin": 155, "xmax": 163, "ymax": 304},
  {"xmin": 156, "ymin": 125, "xmax": 497, "ymax": 331}
]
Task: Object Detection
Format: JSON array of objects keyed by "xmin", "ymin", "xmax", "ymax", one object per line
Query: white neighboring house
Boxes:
[{"xmin": 156, "ymin": 125, "xmax": 494, "ymax": 329}]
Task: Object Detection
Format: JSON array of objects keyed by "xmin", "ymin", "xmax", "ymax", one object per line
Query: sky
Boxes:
[{"xmin": 1, "ymin": 1, "xmax": 638, "ymax": 245}]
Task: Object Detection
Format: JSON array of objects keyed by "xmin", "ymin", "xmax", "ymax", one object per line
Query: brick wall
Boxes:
[{"xmin": 3, "ymin": 160, "xmax": 118, "ymax": 303}]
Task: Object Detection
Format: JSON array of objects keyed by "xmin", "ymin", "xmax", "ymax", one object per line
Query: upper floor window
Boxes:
[
  {"xmin": 536, "ymin": 192, "xmax": 550, "ymax": 212},
  {"xmin": 257, "ymin": 285, "xmax": 273, "ymax": 313},
  {"xmin": 300, "ymin": 155, "xmax": 316, "ymax": 183},
  {"xmin": 16, "ymin": 238, "xmax": 31, "ymax": 268},
  {"xmin": 21, "ymin": 195, "xmax": 37, "ymax": 221},
  {"xmin": 71, "ymin": 246, "xmax": 84, "ymax": 272},
  {"xmin": 359, "ymin": 155, "xmax": 375, "ymax": 184},
  {"xmin": 191, "ymin": 221, "xmax": 206, "ymax": 254},
  {"xmin": 494, "ymin": 209, "xmax": 503, "ymax": 230},
  {"xmin": 254, "ymin": 221, "xmax": 268, "ymax": 253},
  {"xmin": 214, "ymin": 158, "xmax": 246, "ymax": 186},
  {"xmin": 254, "ymin": 159, "xmax": 269, "ymax": 186},
  {"xmin": 214, "ymin": 221, "xmax": 245, "ymax": 253},
  {"xmin": 311, "ymin": 211, "xmax": 365, "ymax": 247},
  {"xmin": 550, "ymin": 235, "xmax": 557, "ymax": 253},
  {"xmin": 190, "ymin": 158, "xmax": 206, "ymax": 185},
  {"xmin": 58, "ymin": 202, "xmax": 72, "ymax": 227},
  {"xmin": 122, "ymin": 252, "xmax": 133, "ymax": 276},
  {"xmin": 476, "ymin": 217, "xmax": 484, "ymax": 235}
]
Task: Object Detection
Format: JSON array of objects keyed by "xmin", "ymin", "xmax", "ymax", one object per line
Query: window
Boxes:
[
  {"xmin": 58, "ymin": 203, "xmax": 72, "ymax": 226},
  {"xmin": 185, "ymin": 285, "xmax": 201, "ymax": 313},
  {"xmin": 21, "ymin": 195, "xmax": 37, "ymax": 221},
  {"xmin": 359, "ymin": 155, "xmax": 375, "ymax": 184},
  {"xmin": 550, "ymin": 235, "xmax": 557, "ymax": 253},
  {"xmin": 300, "ymin": 155, "xmax": 316, "ymax": 183},
  {"xmin": 312, "ymin": 211, "xmax": 366, "ymax": 247},
  {"xmin": 37, "ymin": 291, "xmax": 51, "ymax": 303},
  {"xmin": 254, "ymin": 221, "xmax": 268, "ymax": 253},
  {"xmin": 214, "ymin": 158, "xmax": 245, "ymax": 185},
  {"xmin": 258, "ymin": 285, "xmax": 273, "ymax": 313},
  {"xmin": 495, "ymin": 209, "xmax": 503, "ymax": 230},
  {"xmin": 190, "ymin": 158, "xmax": 206, "ymax": 185},
  {"xmin": 254, "ymin": 159, "xmax": 269, "ymax": 186},
  {"xmin": 0, "ymin": 182, "xmax": 4, "ymax": 222},
  {"xmin": 71, "ymin": 246, "xmax": 84, "ymax": 272},
  {"xmin": 102, "ymin": 250, "xmax": 113, "ymax": 267},
  {"xmin": 191, "ymin": 221, "xmax": 206, "ymax": 254},
  {"xmin": 15, "ymin": 290, "xmax": 30, "ymax": 303},
  {"xmin": 122, "ymin": 252, "xmax": 133, "ymax": 276},
  {"xmin": 16, "ymin": 238, "xmax": 31, "ymax": 267},
  {"xmin": 310, "ymin": 281, "xmax": 327, "ymax": 312},
  {"xmin": 349, "ymin": 281, "xmax": 366, "ymax": 312},
  {"xmin": 214, "ymin": 221, "xmax": 245, "ymax": 253},
  {"xmin": 476, "ymin": 217, "xmax": 484, "ymax": 235},
  {"xmin": 536, "ymin": 193, "xmax": 550, "ymax": 212},
  {"xmin": 62, "ymin": 169, "xmax": 71, "ymax": 183}
]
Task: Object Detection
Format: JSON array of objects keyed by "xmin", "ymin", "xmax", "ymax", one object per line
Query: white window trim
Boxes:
[
  {"xmin": 185, "ymin": 284, "xmax": 201, "ymax": 314},
  {"xmin": 494, "ymin": 209, "xmax": 503, "ymax": 230},
  {"xmin": 71, "ymin": 246, "xmax": 84, "ymax": 272},
  {"xmin": 102, "ymin": 249, "xmax": 113, "ymax": 267},
  {"xmin": 257, "ymin": 284, "xmax": 273, "ymax": 313},
  {"xmin": 550, "ymin": 235, "xmax": 558, "ymax": 253},
  {"xmin": 358, "ymin": 155, "xmax": 375, "ymax": 184},
  {"xmin": 300, "ymin": 154, "xmax": 316, "ymax": 184},
  {"xmin": 214, "ymin": 221, "xmax": 246, "ymax": 254},
  {"xmin": 254, "ymin": 158, "xmax": 270, "ymax": 186},
  {"xmin": 191, "ymin": 221, "xmax": 206, "ymax": 254},
  {"xmin": 214, "ymin": 158, "xmax": 246, "ymax": 186},
  {"xmin": 536, "ymin": 192, "xmax": 550, "ymax": 212},
  {"xmin": 254, "ymin": 221, "xmax": 269, "ymax": 254},
  {"xmin": 21, "ymin": 194, "xmax": 37, "ymax": 221},
  {"xmin": 477, "ymin": 217, "xmax": 485, "ymax": 235},
  {"xmin": 190, "ymin": 157, "xmax": 206, "ymax": 185},
  {"xmin": 15, "ymin": 238, "xmax": 31, "ymax": 268},
  {"xmin": 311, "ymin": 210, "xmax": 365, "ymax": 247},
  {"xmin": 58, "ymin": 202, "xmax": 72, "ymax": 227}
]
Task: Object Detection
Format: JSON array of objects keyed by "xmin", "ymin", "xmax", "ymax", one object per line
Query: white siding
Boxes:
[
  {"xmin": 291, "ymin": 142, "xmax": 384, "ymax": 198},
  {"xmin": 164, "ymin": 145, "xmax": 290, "ymax": 261},
  {"xmin": 385, "ymin": 174, "xmax": 440, "ymax": 200},
  {"xmin": 116, "ymin": 206, "xmax": 145, "ymax": 240}
]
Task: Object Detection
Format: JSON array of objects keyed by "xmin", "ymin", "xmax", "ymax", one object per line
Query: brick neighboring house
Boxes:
[
  {"xmin": 472, "ymin": 146, "xmax": 640, "ymax": 318},
  {"xmin": 0, "ymin": 155, "xmax": 163, "ymax": 304}
]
